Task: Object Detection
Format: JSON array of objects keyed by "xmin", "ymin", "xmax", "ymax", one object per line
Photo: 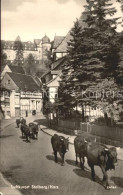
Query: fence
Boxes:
[
  {"xmin": 80, "ymin": 122, "xmax": 123, "ymax": 147},
  {"xmin": 50, "ymin": 119, "xmax": 123, "ymax": 147}
]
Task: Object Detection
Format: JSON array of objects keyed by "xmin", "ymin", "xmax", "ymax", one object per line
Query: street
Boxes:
[{"xmin": 0, "ymin": 116, "xmax": 123, "ymax": 195}]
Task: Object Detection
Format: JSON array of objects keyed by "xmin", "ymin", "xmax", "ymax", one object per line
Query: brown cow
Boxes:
[
  {"xmin": 86, "ymin": 142, "xmax": 118, "ymax": 189},
  {"xmin": 29, "ymin": 122, "xmax": 39, "ymax": 139},
  {"xmin": 74, "ymin": 135, "xmax": 96, "ymax": 170},
  {"xmin": 51, "ymin": 134, "xmax": 69, "ymax": 165}
]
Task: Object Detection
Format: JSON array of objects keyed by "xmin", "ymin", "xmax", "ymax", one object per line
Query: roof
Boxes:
[
  {"xmin": 2, "ymin": 40, "xmax": 37, "ymax": 51},
  {"xmin": 34, "ymin": 39, "xmax": 42, "ymax": 45},
  {"xmin": 54, "ymin": 31, "xmax": 71, "ymax": 53},
  {"xmin": 47, "ymin": 74, "xmax": 61, "ymax": 87},
  {"xmin": 51, "ymin": 56, "xmax": 66, "ymax": 70},
  {"xmin": 54, "ymin": 12, "xmax": 87, "ymax": 53},
  {"xmin": 42, "ymin": 35, "xmax": 50, "ymax": 44},
  {"xmin": 41, "ymin": 69, "xmax": 51, "ymax": 78},
  {"xmin": 8, "ymin": 65, "xmax": 25, "ymax": 74},
  {"xmin": 52, "ymin": 36, "xmax": 65, "ymax": 49},
  {"xmin": 7, "ymin": 72, "xmax": 40, "ymax": 92},
  {"xmin": 41, "ymin": 57, "xmax": 66, "ymax": 78}
]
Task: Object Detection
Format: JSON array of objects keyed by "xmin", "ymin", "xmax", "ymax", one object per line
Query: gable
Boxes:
[
  {"xmin": 1, "ymin": 73, "xmax": 18, "ymax": 90},
  {"xmin": 47, "ymin": 75, "xmax": 61, "ymax": 87},
  {"xmin": 1, "ymin": 65, "xmax": 12, "ymax": 79}
]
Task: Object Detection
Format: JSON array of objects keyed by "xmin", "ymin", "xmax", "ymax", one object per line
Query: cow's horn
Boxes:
[{"xmin": 84, "ymin": 138, "xmax": 87, "ymax": 143}]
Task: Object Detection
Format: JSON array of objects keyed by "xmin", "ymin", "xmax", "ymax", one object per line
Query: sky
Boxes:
[{"xmin": 1, "ymin": 0, "xmax": 123, "ymax": 42}]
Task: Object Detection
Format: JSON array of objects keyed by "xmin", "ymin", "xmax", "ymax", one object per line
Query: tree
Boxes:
[
  {"xmin": 59, "ymin": 0, "xmax": 120, "ymax": 123},
  {"xmin": 1, "ymin": 41, "xmax": 7, "ymax": 67},
  {"xmin": 13, "ymin": 36, "xmax": 24, "ymax": 66},
  {"xmin": 24, "ymin": 53, "xmax": 35, "ymax": 75},
  {"xmin": 77, "ymin": 0, "xmax": 120, "ymax": 123},
  {"xmin": 43, "ymin": 49, "xmax": 53, "ymax": 69},
  {"xmin": 59, "ymin": 19, "xmax": 83, "ymax": 118},
  {"xmin": 117, "ymin": 32, "xmax": 123, "ymax": 85}
]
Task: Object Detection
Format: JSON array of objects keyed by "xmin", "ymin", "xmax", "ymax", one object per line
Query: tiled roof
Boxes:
[
  {"xmin": 52, "ymin": 36, "xmax": 65, "ymax": 49},
  {"xmin": 34, "ymin": 39, "xmax": 42, "ymax": 45},
  {"xmin": 7, "ymin": 72, "xmax": 40, "ymax": 92},
  {"xmin": 41, "ymin": 57, "xmax": 66, "ymax": 78},
  {"xmin": 54, "ymin": 31, "xmax": 71, "ymax": 53},
  {"xmin": 51, "ymin": 56, "xmax": 66, "ymax": 70},
  {"xmin": 54, "ymin": 13, "xmax": 87, "ymax": 53},
  {"xmin": 22, "ymin": 41, "xmax": 37, "ymax": 50},
  {"xmin": 1, "ymin": 40, "xmax": 14, "ymax": 50},
  {"xmin": 41, "ymin": 70, "xmax": 51, "ymax": 78},
  {"xmin": 42, "ymin": 35, "xmax": 50, "ymax": 44},
  {"xmin": 8, "ymin": 65, "xmax": 25, "ymax": 74},
  {"xmin": 2, "ymin": 40, "xmax": 37, "ymax": 51}
]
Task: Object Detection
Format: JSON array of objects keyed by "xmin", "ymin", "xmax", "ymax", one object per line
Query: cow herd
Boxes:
[
  {"xmin": 15, "ymin": 118, "xmax": 118, "ymax": 189},
  {"xmin": 16, "ymin": 117, "xmax": 39, "ymax": 142},
  {"xmin": 51, "ymin": 134, "xmax": 118, "ymax": 190}
]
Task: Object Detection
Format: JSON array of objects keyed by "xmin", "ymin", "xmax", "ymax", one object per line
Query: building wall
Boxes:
[
  {"xmin": 2, "ymin": 73, "xmax": 18, "ymax": 90},
  {"xmin": 3, "ymin": 41, "xmax": 51, "ymax": 62},
  {"xmin": 10, "ymin": 90, "xmax": 15, "ymax": 117},
  {"xmin": 3, "ymin": 49, "xmax": 42, "ymax": 61},
  {"xmin": 1, "ymin": 90, "xmax": 11, "ymax": 118},
  {"xmin": 42, "ymin": 43, "xmax": 51, "ymax": 51},
  {"xmin": 3, "ymin": 49, "xmax": 16, "ymax": 61},
  {"xmin": 55, "ymin": 52, "xmax": 67, "ymax": 60},
  {"xmin": 48, "ymin": 87, "xmax": 58, "ymax": 103},
  {"xmin": 23, "ymin": 50, "xmax": 42, "ymax": 60}
]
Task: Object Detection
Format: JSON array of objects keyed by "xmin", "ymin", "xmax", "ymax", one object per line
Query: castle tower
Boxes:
[{"xmin": 42, "ymin": 34, "xmax": 51, "ymax": 61}]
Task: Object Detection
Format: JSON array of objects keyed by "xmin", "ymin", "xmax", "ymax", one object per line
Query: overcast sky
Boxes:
[{"xmin": 1, "ymin": 0, "xmax": 122, "ymax": 42}]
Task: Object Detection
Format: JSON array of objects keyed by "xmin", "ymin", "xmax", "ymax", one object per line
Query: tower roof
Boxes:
[{"xmin": 42, "ymin": 34, "xmax": 50, "ymax": 44}]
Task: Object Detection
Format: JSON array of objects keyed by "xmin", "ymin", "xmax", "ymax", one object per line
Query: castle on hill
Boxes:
[{"xmin": 2, "ymin": 34, "xmax": 51, "ymax": 63}]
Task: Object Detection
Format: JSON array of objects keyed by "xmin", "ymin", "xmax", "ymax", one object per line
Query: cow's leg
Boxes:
[
  {"xmin": 100, "ymin": 165, "xmax": 109, "ymax": 189},
  {"xmin": 54, "ymin": 151, "xmax": 57, "ymax": 163},
  {"xmin": 36, "ymin": 132, "xmax": 38, "ymax": 139},
  {"xmin": 75, "ymin": 152, "xmax": 78, "ymax": 165},
  {"xmin": 21, "ymin": 131, "xmax": 24, "ymax": 138},
  {"xmin": 88, "ymin": 161, "xmax": 95, "ymax": 181},
  {"xmin": 91, "ymin": 165, "xmax": 95, "ymax": 181},
  {"xmin": 59, "ymin": 152, "xmax": 64, "ymax": 165},
  {"xmin": 27, "ymin": 132, "xmax": 31, "ymax": 142},
  {"xmin": 79, "ymin": 155, "xmax": 84, "ymax": 170}
]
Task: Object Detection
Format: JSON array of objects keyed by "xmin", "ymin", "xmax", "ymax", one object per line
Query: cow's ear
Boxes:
[{"xmin": 104, "ymin": 149, "xmax": 110, "ymax": 156}]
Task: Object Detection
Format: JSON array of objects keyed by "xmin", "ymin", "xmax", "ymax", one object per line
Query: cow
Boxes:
[
  {"xmin": 51, "ymin": 134, "xmax": 69, "ymax": 165},
  {"xmin": 29, "ymin": 122, "xmax": 39, "ymax": 139},
  {"xmin": 20, "ymin": 123, "xmax": 31, "ymax": 142},
  {"xmin": 74, "ymin": 135, "xmax": 96, "ymax": 170},
  {"xmin": 16, "ymin": 117, "xmax": 26, "ymax": 128},
  {"xmin": 86, "ymin": 142, "xmax": 118, "ymax": 189}
]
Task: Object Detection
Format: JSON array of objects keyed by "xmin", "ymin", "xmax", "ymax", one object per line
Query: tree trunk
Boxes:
[
  {"xmin": 104, "ymin": 112, "xmax": 108, "ymax": 126},
  {"xmin": 82, "ymin": 105, "xmax": 85, "ymax": 122},
  {"xmin": 110, "ymin": 112, "xmax": 114, "ymax": 127}
]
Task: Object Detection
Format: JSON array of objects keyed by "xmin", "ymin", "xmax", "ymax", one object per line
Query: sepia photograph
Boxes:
[{"xmin": 0, "ymin": 0, "xmax": 123, "ymax": 195}]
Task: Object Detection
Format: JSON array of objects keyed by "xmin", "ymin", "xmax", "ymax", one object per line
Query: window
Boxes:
[{"xmin": 8, "ymin": 80, "xmax": 10, "ymax": 84}]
